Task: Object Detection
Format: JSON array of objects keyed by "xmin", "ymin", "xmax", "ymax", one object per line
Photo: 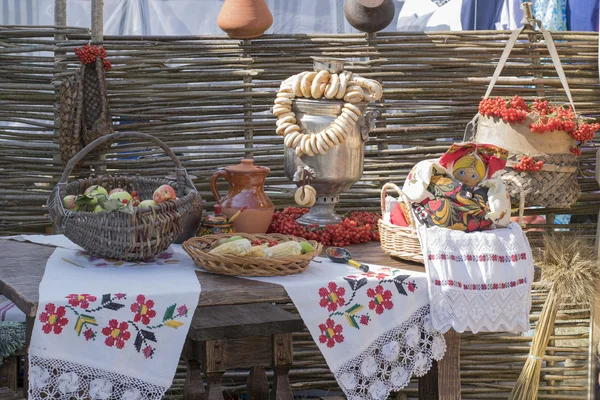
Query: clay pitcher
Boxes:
[
  {"xmin": 217, "ymin": 0, "xmax": 273, "ymax": 39},
  {"xmin": 210, "ymin": 159, "xmax": 274, "ymax": 233}
]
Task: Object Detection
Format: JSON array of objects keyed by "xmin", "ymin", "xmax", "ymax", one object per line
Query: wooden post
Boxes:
[
  {"xmin": 588, "ymin": 149, "xmax": 600, "ymax": 399},
  {"xmin": 243, "ymin": 39, "xmax": 254, "ymax": 159},
  {"xmin": 419, "ymin": 330, "xmax": 461, "ymax": 400},
  {"xmin": 91, "ymin": 0, "xmax": 107, "ymax": 175}
]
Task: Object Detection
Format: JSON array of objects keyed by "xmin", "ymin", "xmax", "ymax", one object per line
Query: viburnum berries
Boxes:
[
  {"xmin": 268, "ymin": 207, "xmax": 380, "ymax": 246},
  {"xmin": 513, "ymin": 156, "xmax": 544, "ymax": 172},
  {"xmin": 74, "ymin": 44, "xmax": 112, "ymax": 71},
  {"xmin": 478, "ymin": 95, "xmax": 599, "ymax": 155}
]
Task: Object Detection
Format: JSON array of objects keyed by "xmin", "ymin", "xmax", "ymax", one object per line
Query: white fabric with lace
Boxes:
[
  {"xmin": 417, "ymin": 222, "xmax": 534, "ymax": 333},
  {"xmin": 242, "ymin": 258, "xmax": 446, "ymax": 400},
  {"xmin": 26, "ymin": 237, "xmax": 200, "ymax": 400}
]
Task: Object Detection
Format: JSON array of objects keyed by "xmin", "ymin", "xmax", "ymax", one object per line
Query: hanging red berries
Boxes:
[
  {"xmin": 74, "ymin": 44, "xmax": 112, "ymax": 71},
  {"xmin": 478, "ymin": 95, "xmax": 599, "ymax": 152},
  {"xmin": 513, "ymin": 156, "xmax": 544, "ymax": 172}
]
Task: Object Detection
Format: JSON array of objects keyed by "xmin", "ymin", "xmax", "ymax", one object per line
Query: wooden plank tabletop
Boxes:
[{"xmin": 0, "ymin": 239, "xmax": 424, "ymax": 317}]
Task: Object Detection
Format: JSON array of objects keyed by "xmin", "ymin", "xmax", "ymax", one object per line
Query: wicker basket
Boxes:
[
  {"xmin": 468, "ymin": 23, "xmax": 581, "ymax": 208},
  {"xmin": 379, "ymin": 177, "xmax": 525, "ymax": 264},
  {"xmin": 378, "ymin": 183, "xmax": 423, "ymax": 264},
  {"xmin": 48, "ymin": 132, "xmax": 199, "ymax": 261},
  {"xmin": 182, "ymin": 233, "xmax": 323, "ymax": 277}
]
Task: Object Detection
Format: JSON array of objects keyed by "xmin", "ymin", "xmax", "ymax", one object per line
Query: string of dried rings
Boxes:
[{"xmin": 272, "ymin": 71, "xmax": 383, "ymax": 157}]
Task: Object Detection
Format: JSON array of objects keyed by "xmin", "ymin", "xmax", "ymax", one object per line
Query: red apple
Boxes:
[
  {"xmin": 109, "ymin": 188, "xmax": 124, "ymax": 196},
  {"xmin": 153, "ymin": 185, "xmax": 176, "ymax": 204}
]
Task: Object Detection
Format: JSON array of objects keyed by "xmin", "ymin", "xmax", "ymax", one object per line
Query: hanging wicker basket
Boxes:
[
  {"xmin": 48, "ymin": 132, "xmax": 199, "ymax": 261},
  {"xmin": 468, "ymin": 22, "xmax": 581, "ymax": 208},
  {"xmin": 58, "ymin": 56, "xmax": 113, "ymax": 165}
]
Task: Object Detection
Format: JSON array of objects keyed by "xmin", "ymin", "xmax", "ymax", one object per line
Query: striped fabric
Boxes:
[{"xmin": 0, "ymin": 295, "xmax": 25, "ymax": 323}]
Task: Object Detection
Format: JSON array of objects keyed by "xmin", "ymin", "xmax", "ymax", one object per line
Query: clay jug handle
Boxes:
[{"xmin": 210, "ymin": 169, "xmax": 227, "ymax": 203}]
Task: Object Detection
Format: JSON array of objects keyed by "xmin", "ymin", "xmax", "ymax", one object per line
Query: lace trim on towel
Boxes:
[
  {"xmin": 28, "ymin": 355, "xmax": 168, "ymax": 400},
  {"xmin": 429, "ymin": 284, "xmax": 531, "ymax": 334},
  {"xmin": 334, "ymin": 305, "xmax": 446, "ymax": 400}
]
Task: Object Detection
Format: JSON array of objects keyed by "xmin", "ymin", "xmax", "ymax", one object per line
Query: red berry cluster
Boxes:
[
  {"xmin": 569, "ymin": 147, "xmax": 582, "ymax": 156},
  {"xmin": 267, "ymin": 207, "xmax": 381, "ymax": 246},
  {"xmin": 74, "ymin": 44, "xmax": 112, "ymax": 71},
  {"xmin": 479, "ymin": 95, "xmax": 527, "ymax": 124},
  {"xmin": 478, "ymin": 95, "xmax": 600, "ymax": 152},
  {"xmin": 513, "ymin": 156, "xmax": 544, "ymax": 172}
]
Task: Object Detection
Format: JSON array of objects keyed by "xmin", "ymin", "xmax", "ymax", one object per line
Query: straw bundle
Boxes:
[{"xmin": 509, "ymin": 234, "xmax": 600, "ymax": 400}]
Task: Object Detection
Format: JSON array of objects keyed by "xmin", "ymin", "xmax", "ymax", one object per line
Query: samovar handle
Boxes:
[{"xmin": 360, "ymin": 108, "xmax": 382, "ymax": 141}]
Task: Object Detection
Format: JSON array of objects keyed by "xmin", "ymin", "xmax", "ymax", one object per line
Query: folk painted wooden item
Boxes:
[
  {"xmin": 217, "ymin": 0, "xmax": 273, "ymax": 39},
  {"xmin": 210, "ymin": 159, "xmax": 274, "ymax": 234},
  {"xmin": 344, "ymin": 0, "xmax": 395, "ymax": 33}
]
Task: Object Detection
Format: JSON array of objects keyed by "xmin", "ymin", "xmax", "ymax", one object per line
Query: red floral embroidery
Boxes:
[
  {"xmin": 434, "ymin": 278, "xmax": 528, "ymax": 291},
  {"xmin": 84, "ymin": 328, "xmax": 96, "ymax": 341},
  {"xmin": 364, "ymin": 271, "xmax": 390, "ymax": 280},
  {"xmin": 318, "ymin": 282, "xmax": 346, "ymax": 312},
  {"xmin": 367, "ymin": 285, "xmax": 394, "ymax": 314},
  {"xmin": 131, "ymin": 295, "xmax": 157, "ymax": 325},
  {"xmin": 66, "ymin": 294, "xmax": 97, "ymax": 309},
  {"xmin": 318, "ymin": 318, "xmax": 344, "ymax": 348},
  {"xmin": 102, "ymin": 319, "xmax": 131, "ymax": 349},
  {"xmin": 407, "ymin": 282, "xmax": 416, "ymax": 292},
  {"xmin": 143, "ymin": 346, "xmax": 155, "ymax": 359},
  {"xmin": 39, "ymin": 304, "xmax": 69, "ymax": 334},
  {"xmin": 359, "ymin": 315, "xmax": 370, "ymax": 326}
]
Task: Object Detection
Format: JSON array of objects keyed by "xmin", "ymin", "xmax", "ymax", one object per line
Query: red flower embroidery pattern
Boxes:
[
  {"xmin": 131, "ymin": 295, "xmax": 157, "ymax": 325},
  {"xmin": 367, "ymin": 285, "xmax": 394, "ymax": 315},
  {"xmin": 102, "ymin": 319, "xmax": 131, "ymax": 349},
  {"xmin": 66, "ymin": 294, "xmax": 97, "ymax": 309},
  {"xmin": 434, "ymin": 277, "xmax": 528, "ymax": 291},
  {"xmin": 318, "ymin": 282, "xmax": 346, "ymax": 312},
  {"xmin": 39, "ymin": 304, "xmax": 69, "ymax": 334},
  {"xmin": 318, "ymin": 318, "xmax": 344, "ymax": 348}
]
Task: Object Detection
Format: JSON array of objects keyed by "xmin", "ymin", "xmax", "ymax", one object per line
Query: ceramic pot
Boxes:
[
  {"xmin": 210, "ymin": 159, "xmax": 274, "ymax": 234},
  {"xmin": 217, "ymin": 0, "xmax": 273, "ymax": 39},
  {"xmin": 344, "ymin": 0, "xmax": 395, "ymax": 33}
]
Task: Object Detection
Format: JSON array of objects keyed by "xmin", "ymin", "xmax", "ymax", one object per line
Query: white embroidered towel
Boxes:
[
  {"xmin": 28, "ymin": 245, "xmax": 200, "ymax": 400},
  {"xmin": 417, "ymin": 222, "xmax": 534, "ymax": 333},
  {"xmin": 242, "ymin": 259, "xmax": 446, "ymax": 400}
]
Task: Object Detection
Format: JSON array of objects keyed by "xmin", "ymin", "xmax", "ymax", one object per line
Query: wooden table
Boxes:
[{"xmin": 0, "ymin": 239, "xmax": 460, "ymax": 400}]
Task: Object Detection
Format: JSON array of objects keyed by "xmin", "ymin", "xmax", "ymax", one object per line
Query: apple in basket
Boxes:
[
  {"xmin": 62, "ymin": 195, "xmax": 79, "ymax": 211},
  {"xmin": 108, "ymin": 188, "xmax": 124, "ymax": 196},
  {"xmin": 84, "ymin": 185, "xmax": 108, "ymax": 197},
  {"xmin": 109, "ymin": 191, "xmax": 133, "ymax": 204},
  {"xmin": 153, "ymin": 184, "xmax": 177, "ymax": 204},
  {"xmin": 139, "ymin": 199, "xmax": 156, "ymax": 208}
]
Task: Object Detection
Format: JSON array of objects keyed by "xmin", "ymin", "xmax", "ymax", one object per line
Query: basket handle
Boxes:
[
  {"xmin": 58, "ymin": 131, "xmax": 186, "ymax": 185},
  {"xmin": 483, "ymin": 21, "xmax": 576, "ymax": 114},
  {"xmin": 380, "ymin": 182, "xmax": 415, "ymax": 226}
]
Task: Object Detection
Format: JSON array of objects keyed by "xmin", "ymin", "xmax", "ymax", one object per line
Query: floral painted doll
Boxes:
[{"xmin": 401, "ymin": 142, "xmax": 510, "ymax": 232}]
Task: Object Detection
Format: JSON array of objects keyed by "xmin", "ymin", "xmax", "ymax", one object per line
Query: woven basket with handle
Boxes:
[
  {"xmin": 379, "ymin": 176, "xmax": 525, "ymax": 264},
  {"xmin": 48, "ymin": 132, "xmax": 199, "ymax": 261},
  {"xmin": 466, "ymin": 20, "xmax": 581, "ymax": 208},
  {"xmin": 182, "ymin": 233, "xmax": 323, "ymax": 277}
]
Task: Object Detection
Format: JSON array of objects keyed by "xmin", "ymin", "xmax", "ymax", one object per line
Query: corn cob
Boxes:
[
  {"xmin": 209, "ymin": 238, "xmax": 251, "ymax": 256},
  {"xmin": 248, "ymin": 245, "xmax": 268, "ymax": 257},
  {"xmin": 263, "ymin": 241, "xmax": 302, "ymax": 258}
]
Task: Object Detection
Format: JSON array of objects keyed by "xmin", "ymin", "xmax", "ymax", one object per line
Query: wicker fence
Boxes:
[
  {"xmin": 0, "ymin": 25, "xmax": 598, "ymax": 398},
  {"xmin": 1, "ymin": 26, "xmax": 599, "ymax": 236}
]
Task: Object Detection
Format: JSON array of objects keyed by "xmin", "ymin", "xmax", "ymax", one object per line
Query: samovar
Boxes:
[{"xmin": 283, "ymin": 57, "xmax": 381, "ymax": 226}]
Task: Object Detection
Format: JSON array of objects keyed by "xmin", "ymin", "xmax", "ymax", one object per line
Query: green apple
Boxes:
[
  {"xmin": 84, "ymin": 185, "xmax": 108, "ymax": 197},
  {"xmin": 109, "ymin": 188, "xmax": 124, "ymax": 196},
  {"xmin": 62, "ymin": 195, "xmax": 79, "ymax": 211},
  {"xmin": 109, "ymin": 191, "xmax": 132, "ymax": 204},
  {"xmin": 93, "ymin": 205, "xmax": 104, "ymax": 213},
  {"xmin": 138, "ymin": 199, "xmax": 156, "ymax": 208}
]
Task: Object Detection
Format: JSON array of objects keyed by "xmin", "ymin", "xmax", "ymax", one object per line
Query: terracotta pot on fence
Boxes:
[
  {"xmin": 210, "ymin": 159, "xmax": 274, "ymax": 234},
  {"xmin": 217, "ymin": 0, "xmax": 273, "ymax": 39}
]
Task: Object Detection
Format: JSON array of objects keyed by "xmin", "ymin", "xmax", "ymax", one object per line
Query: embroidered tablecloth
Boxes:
[
  {"xmin": 242, "ymin": 258, "xmax": 446, "ymax": 400},
  {"xmin": 417, "ymin": 222, "xmax": 534, "ymax": 333},
  {"xmin": 27, "ymin": 242, "xmax": 200, "ymax": 400}
]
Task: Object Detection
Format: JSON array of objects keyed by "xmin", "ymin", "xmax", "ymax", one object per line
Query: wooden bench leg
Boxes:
[
  {"xmin": 0, "ymin": 356, "xmax": 18, "ymax": 394},
  {"xmin": 271, "ymin": 333, "xmax": 293, "ymax": 400},
  {"xmin": 419, "ymin": 330, "xmax": 461, "ymax": 400},
  {"xmin": 247, "ymin": 366, "xmax": 269, "ymax": 400},
  {"xmin": 205, "ymin": 372, "xmax": 224, "ymax": 400},
  {"xmin": 183, "ymin": 338, "xmax": 205, "ymax": 400},
  {"xmin": 204, "ymin": 340, "xmax": 225, "ymax": 400},
  {"xmin": 23, "ymin": 316, "xmax": 34, "ymax": 400}
]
